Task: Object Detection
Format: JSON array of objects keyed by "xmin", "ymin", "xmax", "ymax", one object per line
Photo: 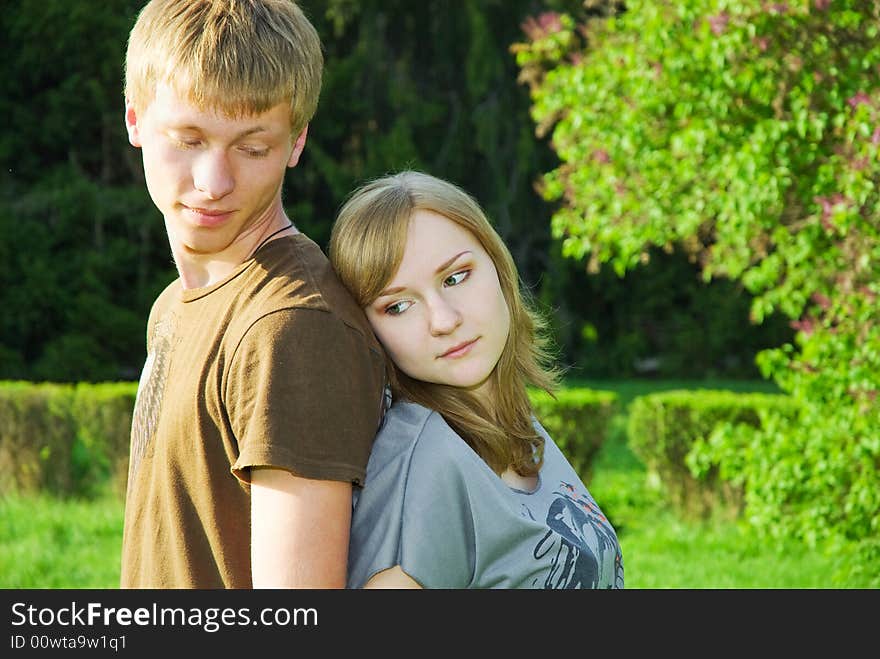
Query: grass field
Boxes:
[{"xmin": 0, "ymin": 378, "xmax": 868, "ymax": 588}]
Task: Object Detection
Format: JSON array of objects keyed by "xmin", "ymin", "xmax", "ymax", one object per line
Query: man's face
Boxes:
[{"xmin": 125, "ymin": 83, "xmax": 304, "ymax": 257}]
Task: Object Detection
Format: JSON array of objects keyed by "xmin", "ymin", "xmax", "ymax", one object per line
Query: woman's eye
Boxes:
[
  {"xmin": 385, "ymin": 300, "xmax": 413, "ymax": 316},
  {"xmin": 443, "ymin": 270, "xmax": 469, "ymax": 287}
]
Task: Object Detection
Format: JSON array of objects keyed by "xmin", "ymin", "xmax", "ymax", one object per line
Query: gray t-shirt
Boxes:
[{"xmin": 347, "ymin": 401, "xmax": 624, "ymax": 589}]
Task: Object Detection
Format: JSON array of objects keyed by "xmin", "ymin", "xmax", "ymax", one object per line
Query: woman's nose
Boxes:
[{"xmin": 428, "ymin": 296, "xmax": 463, "ymax": 336}]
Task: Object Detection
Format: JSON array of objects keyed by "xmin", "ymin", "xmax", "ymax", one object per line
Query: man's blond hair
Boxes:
[{"xmin": 125, "ymin": 0, "xmax": 322, "ymax": 134}]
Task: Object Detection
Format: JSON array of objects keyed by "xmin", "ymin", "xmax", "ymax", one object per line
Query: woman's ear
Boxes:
[{"xmin": 124, "ymin": 100, "xmax": 142, "ymax": 148}]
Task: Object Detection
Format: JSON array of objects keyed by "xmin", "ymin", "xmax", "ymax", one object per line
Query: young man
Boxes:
[{"xmin": 120, "ymin": 0, "xmax": 386, "ymax": 588}]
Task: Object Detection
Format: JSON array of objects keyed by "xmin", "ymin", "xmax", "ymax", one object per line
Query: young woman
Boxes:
[{"xmin": 330, "ymin": 171, "xmax": 624, "ymax": 589}]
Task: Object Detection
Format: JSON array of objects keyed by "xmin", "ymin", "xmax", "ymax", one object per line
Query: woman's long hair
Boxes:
[{"xmin": 330, "ymin": 171, "xmax": 561, "ymax": 476}]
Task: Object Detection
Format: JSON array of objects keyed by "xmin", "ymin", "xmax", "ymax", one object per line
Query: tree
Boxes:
[{"xmin": 514, "ymin": 0, "xmax": 879, "ymax": 559}]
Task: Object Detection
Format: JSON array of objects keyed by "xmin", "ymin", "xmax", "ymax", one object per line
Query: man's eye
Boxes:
[
  {"xmin": 385, "ymin": 300, "xmax": 413, "ymax": 316},
  {"xmin": 173, "ymin": 139, "xmax": 201, "ymax": 149},
  {"xmin": 239, "ymin": 146, "xmax": 269, "ymax": 158},
  {"xmin": 443, "ymin": 270, "xmax": 469, "ymax": 287}
]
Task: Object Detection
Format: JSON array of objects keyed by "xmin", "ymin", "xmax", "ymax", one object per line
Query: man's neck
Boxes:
[{"xmin": 170, "ymin": 215, "xmax": 297, "ymax": 290}]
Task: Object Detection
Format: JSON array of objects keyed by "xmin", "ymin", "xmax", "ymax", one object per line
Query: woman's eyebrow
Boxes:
[
  {"xmin": 375, "ymin": 251, "xmax": 473, "ymax": 299},
  {"xmin": 435, "ymin": 250, "xmax": 471, "ymax": 274}
]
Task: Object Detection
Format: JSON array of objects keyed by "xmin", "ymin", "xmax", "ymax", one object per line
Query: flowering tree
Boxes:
[{"xmin": 514, "ymin": 0, "xmax": 879, "ymax": 567}]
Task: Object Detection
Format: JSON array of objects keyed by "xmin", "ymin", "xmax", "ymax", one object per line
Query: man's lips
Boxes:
[
  {"xmin": 183, "ymin": 206, "xmax": 235, "ymax": 227},
  {"xmin": 438, "ymin": 338, "xmax": 479, "ymax": 359}
]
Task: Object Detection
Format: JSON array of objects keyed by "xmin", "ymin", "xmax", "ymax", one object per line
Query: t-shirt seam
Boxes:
[{"xmin": 233, "ymin": 453, "xmax": 367, "ymax": 487}]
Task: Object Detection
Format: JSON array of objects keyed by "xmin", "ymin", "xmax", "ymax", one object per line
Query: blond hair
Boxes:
[
  {"xmin": 330, "ymin": 171, "xmax": 561, "ymax": 477},
  {"xmin": 125, "ymin": 0, "xmax": 323, "ymax": 134}
]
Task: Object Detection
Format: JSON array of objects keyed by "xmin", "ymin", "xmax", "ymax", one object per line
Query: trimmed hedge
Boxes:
[
  {"xmin": 1, "ymin": 381, "xmax": 617, "ymax": 497},
  {"xmin": 627, "ymin": 389, "xmax": 800, "ymax": 519},
  {"xmin": 0, "ymin": 381, "xmax": 136, "ymax": 498},
  {"xmin": 529, "ymin": 387, "xmax": 619, "ymax": 482}
]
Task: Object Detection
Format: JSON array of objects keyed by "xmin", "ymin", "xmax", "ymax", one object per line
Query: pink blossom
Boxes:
[
  {"xmin": 871, "ymin": 126, "xmax": 880, "ymax": 146},
  {"xmin": 814, "ymin": 194, "xmax": 846, "ymax": 231},
  {"xmin": 593, "ymin": 149, "xmax": 610, "ymax": 164},
  {"xmin": 708, "ymin": 12, "xmax": 729, "ymax": 35},
  {"xmin": 754, "ymin": 36, "xmax": 769, "ymax": 52},
  {"xmin": 790, "ymin": 318, "xmax": 814, "ymax": 335},
  {"xmin": 811, "ymin": 292, "xmax": 831, "ymax": 310},
  {"xmin": 813, "ymin": 0, "xmax": 831, "ymax": 10},
  {"xmin": 538, "ymin": 12, "xmax": 563, "ymax": 33},
  {"xmin": 847, "ymin": 91, "xmax": 871, "ymax": 108},
  {"xmin": 521, "ymin": 12, "xmax": 563, "ymax": 40},
  {"xmin": 766, "ymin": 2, "xmax": 789, "ymax": 13}
]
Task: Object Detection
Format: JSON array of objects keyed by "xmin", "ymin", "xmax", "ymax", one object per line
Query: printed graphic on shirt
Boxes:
[
  {"xmin": 127, "ymin": 312, "xmax": 177, "ymax": 494},
  {"xmin": 531, "ymin": 481, "xmax": 624, "ymax": 589}
]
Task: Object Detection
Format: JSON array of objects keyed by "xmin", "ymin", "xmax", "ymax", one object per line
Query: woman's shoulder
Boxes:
[{"xmin": 372, "ymin": 401, "xmax": 479, "ymax": 473}]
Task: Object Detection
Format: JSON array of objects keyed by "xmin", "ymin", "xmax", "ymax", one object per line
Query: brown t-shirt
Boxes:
[{"xmin": 120, "ymin": 233, "xmax": 386, "ymax": 588}]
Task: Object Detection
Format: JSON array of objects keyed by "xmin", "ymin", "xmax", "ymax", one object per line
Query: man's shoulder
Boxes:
[
  {"xmin": 229, "ymin": 235, "xmax": 377, "ymax": 349},
  {"xmin": 146, "ymin": 278, "xmax": 182, "ymax": 322},
  {"xmin": 252, "ymin": 235, "xmax": 374, "ymax": 327}
]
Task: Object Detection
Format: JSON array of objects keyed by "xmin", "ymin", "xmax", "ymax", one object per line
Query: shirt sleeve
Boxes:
[
  {"xmin": 226, "ymin": 307, "xmax": 385, "ymax": 486},
  {"xmin": 346, "ymin": 403, "xmax": 476, "ymax": 588}
]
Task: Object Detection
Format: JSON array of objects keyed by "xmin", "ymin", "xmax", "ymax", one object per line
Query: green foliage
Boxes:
[
  {"xmin": 4, "ymin": 376, "xmax": 873, "ymax": 588},
  {"xmin": 529, "ymin": 386, "xmax": 618, "ymax": 480},
  {"xmin": 0, "ymin": 381, "xmax": 77, "ymax": 495},
  {"xmin": 627, "ymin": 389, "xmax": 799, "ymax": 518},
  {"xmin": 0, "ymin": 381, "xmax": 136, "ymax": 498},
  {"xmin": 517, "ymin": 0, "xmax": 880, "ymax": 546},
  {"xmin": 2, "ymin": 380, "xmax": 616, "ymax": 501},
  {"xmin": 691, "ymin": 395, "xmax": 880, "ymax": 550},
  {"xmin": 542, "ymin": 246, "xmax": 793, "ymax": 378},
  {"xmin": 70, "ymin": 382, "xmax": 138, "ymax": 497},
  {"xmin": 0, "ymin": 0, "xmax": 791, "ymax": 382}
]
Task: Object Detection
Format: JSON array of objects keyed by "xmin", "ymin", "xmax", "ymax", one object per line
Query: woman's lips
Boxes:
[{"xmin": 439, "ymin": 338, "xmax": 479, "ymax": 359}]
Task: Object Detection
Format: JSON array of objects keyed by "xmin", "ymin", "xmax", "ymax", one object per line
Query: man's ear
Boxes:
[
  {"xmin": 287, "ymin": 125, "xmax": 309, "ymax": 168},
  {"xmin": 124, "ymin": 99, "xmax": 142, "ymax": 148}
]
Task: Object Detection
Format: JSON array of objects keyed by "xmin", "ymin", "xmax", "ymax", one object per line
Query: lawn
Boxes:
[{"xmin": 0, "ymin": 378, "xmax": 867, "ymax": 588}]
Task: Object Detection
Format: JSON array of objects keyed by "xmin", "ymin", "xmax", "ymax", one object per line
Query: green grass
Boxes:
[
  {"xmin": 581, "ymin": 377, "xmax": 871, "ymax": 588},
  {"xmin": 0, "ymin": 490, "xmax": 124, "ymax": 588},
  {"xmin": 0, "ymin": 378, "xmax": 868, "ymax": 589}
]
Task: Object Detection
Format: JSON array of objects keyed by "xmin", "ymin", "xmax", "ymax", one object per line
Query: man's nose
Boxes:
[
  {"xmin": 428, "ymin": 296, "xmax": 462, "ymax": 336},
  {"xmin": 193, "ymin": 150, "xmax": 235, "ymax": 200}
]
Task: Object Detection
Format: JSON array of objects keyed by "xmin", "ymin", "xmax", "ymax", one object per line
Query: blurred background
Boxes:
[
  {"xmin": 0, "ymin": 0, "xmax": 793, "ymax": 384},
  {"xmin": 1, "ymin": 0, "xmax": 877, "ymax": 588}
]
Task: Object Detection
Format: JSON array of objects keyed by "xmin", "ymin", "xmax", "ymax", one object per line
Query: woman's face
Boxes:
[{"xmin": 365, "ymin": 209, "xmax": 511, "ymax": 402}]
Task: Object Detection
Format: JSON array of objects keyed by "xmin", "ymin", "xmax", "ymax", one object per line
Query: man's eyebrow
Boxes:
[
  {"xmin": 171, "ymin": 125, "xmax": 270, "ymax": 140},
  {"xmin": 233, "ymin": 126, "xmax": 270, "ymax": 140},
  {"xmin": 376, "ymin": 251, "xmax": 472, "ymax": 298}
]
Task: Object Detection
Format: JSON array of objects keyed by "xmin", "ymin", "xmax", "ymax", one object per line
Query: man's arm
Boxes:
[{"xmin": 250, "ymin": 467, "xmax": 352, "ymax": 588}]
